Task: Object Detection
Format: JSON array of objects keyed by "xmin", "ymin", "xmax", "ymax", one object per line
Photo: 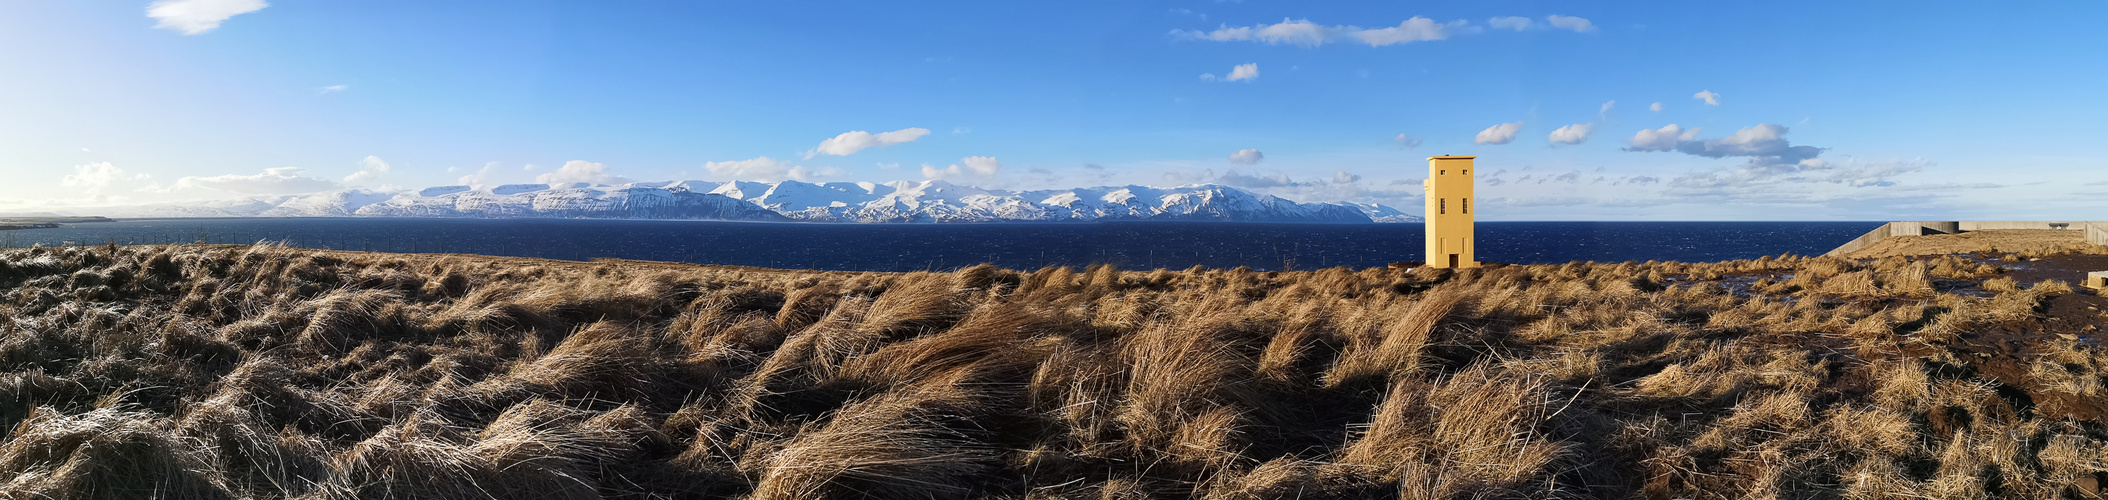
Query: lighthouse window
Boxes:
[
  {"xmin": 1463, "ymin": 198, "xmax": 1470, "ymax": 214},
  {"xmin": 1440, "ymin": 170, "xmax": 1446, "ymax": 175},
  {"xmin": 1462, "ymin": 169, "xmax": 1468, "ymax": 174},
  {"xmin": 1440, "ymin": 198, "xmax": 1447, "ymax": 214}
]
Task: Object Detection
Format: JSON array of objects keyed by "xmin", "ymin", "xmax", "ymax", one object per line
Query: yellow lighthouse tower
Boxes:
[{"xmin": 1423, "ymin": 155, "xmax": 1479, "ymax": 269}]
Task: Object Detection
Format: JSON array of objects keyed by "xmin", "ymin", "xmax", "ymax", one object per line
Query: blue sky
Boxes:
[{"xmin": 2, "ymin": 0, "xmax": 2104, "ymax": 220}]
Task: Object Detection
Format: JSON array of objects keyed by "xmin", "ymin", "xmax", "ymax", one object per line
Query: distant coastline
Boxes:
[{"xmin": 0, "ymin": 216, "xmax": 111, "ymax": 230}]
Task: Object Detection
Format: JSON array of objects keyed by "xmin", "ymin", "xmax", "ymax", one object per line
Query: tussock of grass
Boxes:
[
  {"xmin": 753, "ymin": 373, "xmax": 995, "ymax": 500},
  {"xmin": 0, "ymin": 242, "xmax": 2104, "ymax": 498}
]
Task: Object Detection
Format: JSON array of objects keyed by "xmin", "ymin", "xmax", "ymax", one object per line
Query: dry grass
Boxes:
[{"xmin": 0, "ymin": 241, "xmax": 2104, "ymax": 498}]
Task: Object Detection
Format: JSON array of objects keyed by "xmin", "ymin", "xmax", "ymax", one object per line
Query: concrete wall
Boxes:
[
  {"xmin": 1826, "ymin": 222, "xmax": 1902, "ymax": 257},
  {"xmin": 1958, "ymin": 221, "xmax": 2087, "ymax": 231},
  {"xmin": 1825, "ymin": 220, "xmax": 2108, "ymax": 257},
  {"xmin": 1918, "ymin": 221, "xmax": 1961, "ymax": 234},
  {"xmin": 1890, "ymin": 221, "xmax": 1959, "ymax": 236}
]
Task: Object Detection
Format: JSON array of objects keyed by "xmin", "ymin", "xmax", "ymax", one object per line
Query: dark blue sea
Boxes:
[{"xmin": 0, "ymin": 219, "xmax": 1881, "ymax": 272}]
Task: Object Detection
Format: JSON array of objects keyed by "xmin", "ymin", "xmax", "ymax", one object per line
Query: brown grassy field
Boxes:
[
  {"xmin": 3, "ymin": 238, "xmax": 2107, "ymax": 499},
  {"xmin": 1842, "ymin": 229, "xmax": 2108, "ymax": 260}
]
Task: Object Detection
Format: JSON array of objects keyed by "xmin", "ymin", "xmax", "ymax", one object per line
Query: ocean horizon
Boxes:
[{"xmin": 1, "ymin": 218, "xmax": 1882, "ymax": 272}]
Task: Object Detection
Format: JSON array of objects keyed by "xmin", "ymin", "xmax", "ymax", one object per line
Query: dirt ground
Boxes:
[{"xmin": 1846, "ymin": 233, "xmax": 2108, "ymax": 428}]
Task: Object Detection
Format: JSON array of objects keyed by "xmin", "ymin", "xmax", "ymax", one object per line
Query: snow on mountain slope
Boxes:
[
  {"xmin": 665, "ymin": 180, "xmax": 722, "ymax": 193},
  {"xmin": 99, "ymin": 180, "xmax": 1412, "ymax": 223},
  {"xmin": 420, "ymin": 186, "xmax": 472, "ymax": 197},
  {"xmin": 353, "ymin": 185, "xmax": 786, "ymax": 220},
  {"xmin": 261, "ymin": 190, "xmax": 398, "ymax": 217},
  {"xmin": 1346, "ymin": 202, "xmax": 1425, "ymax": 223},
  {"xmin": 707, "ymin": 181, "xmax": 774, "ymax": 201},
  {"xmin": 750, "ymin": 181, "xmax": 884, "ymax": 214},
  {"xmin": 491, "ymin": 184, "xmax": 549, "ymax": 196}
]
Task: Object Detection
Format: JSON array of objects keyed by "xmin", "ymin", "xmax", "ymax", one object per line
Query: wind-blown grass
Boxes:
[{"xmin": 0, "ymin": 242, "xmax": 2105, "ymax": 498}]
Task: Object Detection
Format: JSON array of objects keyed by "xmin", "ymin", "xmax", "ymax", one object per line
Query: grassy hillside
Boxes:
[{"xmin": 2, "ymin": 242, "xmax": 2106, "ymax": 498}]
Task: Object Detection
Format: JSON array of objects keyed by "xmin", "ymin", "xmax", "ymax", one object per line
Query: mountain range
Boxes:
[{"xmin": 90, "ymin": 180, "xmax": 1422, "ymax": 223}]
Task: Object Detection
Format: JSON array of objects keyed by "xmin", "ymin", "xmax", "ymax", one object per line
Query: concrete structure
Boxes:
[
  {"xmin": 1826, "ymin": 220, "xmax": 2108, "ymax": 256},
  {"xmin": 1423, "ymin": 155, "xmax": 1479, "ymax": 269},
  {"xmin": 2088, "ymin": 271, "xmax": 2108, "ymax": 291},
  {"xmin": 1959, "ymin": 221, "xmax": 2090, "ymax": 231}
]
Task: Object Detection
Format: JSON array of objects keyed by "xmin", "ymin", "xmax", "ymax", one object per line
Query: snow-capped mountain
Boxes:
[
  {"xmin": 260, "ymin": 190, "xmax": 399, "ymax": 217},
  {"xmin": 692, "ymin": 180, "xmax": 1388, "ymax": 223},
  {"xmin": 90, "ymin": 180, "xmax": 1419, "ymax": 223},
  {"xmin": 1344, "ymin": 202, "xmax": 1425, "ymax": 223},
  {"xmin": 349, "ymin": 183, "xmax": 787, "ymax": 220}
]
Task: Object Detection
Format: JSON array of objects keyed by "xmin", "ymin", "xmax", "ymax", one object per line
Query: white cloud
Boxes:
[
  {"xmin": 534, "ymin": 160, "xmax": 633, "ymax": 186},
  {"xmin": 1347, "ymin": 18, "xmax": 1454, "ymax": 46},
  {"xmin": 62, "ymin": 162, "xmax": 153, "ymax": 194},
  {"xmin": 962, "ymin": 156, "xmax": 1001, "ymax": 176},
  {"xmin": 1548, "ymin": 123, "xmax": 1594, "ymax": 144},
  {"xmin": 1488, "ymin": 16, "xmax": 1533, "ymax": 31},
  {"xmin": 1693, "ymin": 90, "xmax": 1720, "ymax": 106},
  {"xmin": 343, "ymin": 156, "xmax": 391, "ymax": 184},
  {"xmin": 1599, "ymin": 100, "xmax": 1616, "ymax": 118},
  {"xmin": 704, "ymin": 157, "xmax": 839, "ymax": 183},
  {"xmin": 1171, "ymin": 17, "xmax": 1462, "ymax": 48},
  {"xmin": 1228, "ymin": 148, "xmax": 1264, "ymax": 164},
  {"xmin": 148, "ymin": 0, "xmax": 268, "ymax": 35},
  {"xmin": 1226, "ymin": 63, "xmax": 1259, "ymax": 82},
  {"xmin": 1650, "ymin": 102, "xmax": 1663, "ymax": 112},
  {"xmin": 1546, "ymin": 15, "xmax": 1596, "ymax": 33},
  {"xmin": 1627, "ymin": 124, "xmax": 1824, "ymax": 170},
  {"xmin": 806, "ymin": 127, "xmax": 931, "ymax": 158},
  {"xmin": 1474, "ymin": 122, "xmax": 1523, "ymax": 145},
  {"xmin": 170, "ymin": 167, "xmax": 338, "ymax": 194},
  {"xmin": 1394, "ymin": 134, "xmax": 1421, "ymax": 149},
  {"xmin": 1199, "ymin": 73, "xmax": 1217, "ymax": 81},
  {"xmin": 1481, "ymin": 168, "xmax": 1666, "ymax": 189},
  {"xmin": 455, "ymin": 162, "xmax": 507, "ymax": 187},
  {"xmin": 1708, "ymin": 125, "xmax": 1792, "ymax": 153},
  {"xmin": 921, "ymin": 156, "xmax": 1002, "ymax": 180},
  {"xmin": 1665, "ymin": 157, "xmax": 1927, "ymax": 200},
  {"xmin": 1626, "ymin": 124, "xmax": 1702, "ymax": 151},
  {"xmin": 315, "ymin": 85, "xmax": 347, "ymax": 95},
  {"xmin": 1700, "ymin": 125, "xmax": 1821, "ymax": 163},
  {"xmin": 1819, "ymin": 159, "xmax": 1930, "ymax": 188},
  {"xmin": 1180, "ymin": 24, "xmax": 1258, "ymax": 42},
  {"xmin": 1249, "ymin": 19, "xmax": 1333, "ymax": 46}
]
